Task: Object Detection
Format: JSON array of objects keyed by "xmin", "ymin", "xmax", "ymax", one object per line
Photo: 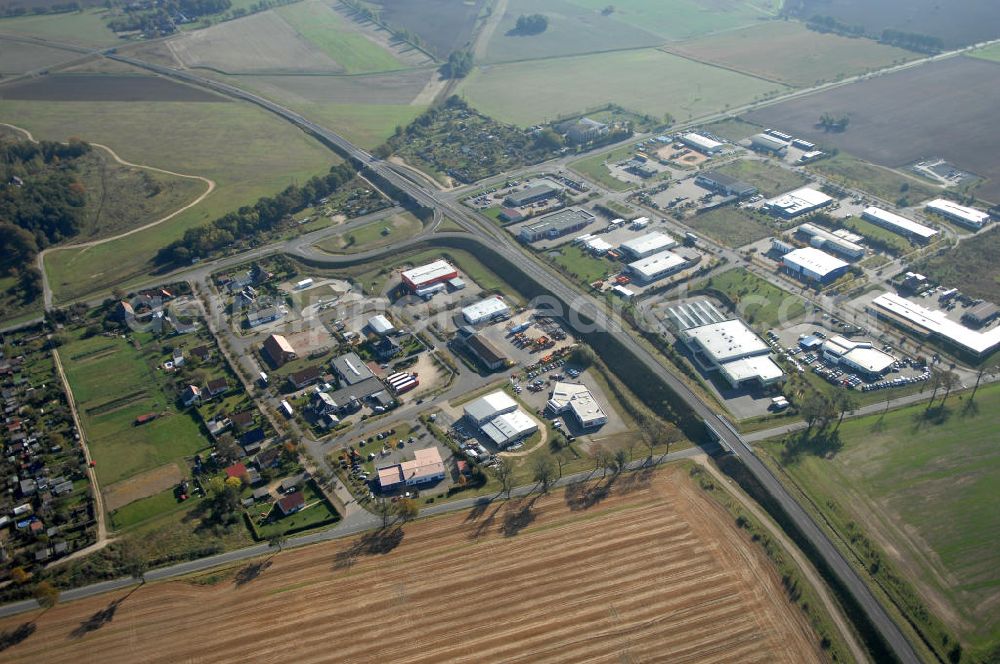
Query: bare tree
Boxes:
[
  {"xmin": 970, "ymin": 362, "xmax": 996, "ymax": 402},
  {"xmin": 591, "ymin": 443, "xmax": 610, "ymax": 476},
  {"xmin": 800, "ymin": 393, "xmax": 831, "ymax": 434},
  {"xmin": 938, "ymin": 370, "xmax": 960, "ymax": 408},
  {"xmin": 926, "ymin": 368, "xmax": 945, "ymax": 412},
  {"xmin": 268, "ymin": 533, "xmax": 288, "ymax": 553},
  {"xmin": 639, "ymin": 417, "xmax": 669, "ymax": 464},
  {"xmin": 374, "ymin": 496, "xmax": 393, "ymax": 528},
  {"xmin": 532, "ymin": 455, "xmax": 556, "ymax": 493},
  {"xmin": 613, "ymin": 449, "xmax": 628, "ymax": 474},
  {"xmin": 395, "ymin": 498, "xmax": 419, "ymax": 522},
  {"xmin": 833, "ymin": 391, "xmax": 859, "ymax": 431},
  {"xmin": 494, "ymin": 456, "xmax": 514, "ymax": 499}
]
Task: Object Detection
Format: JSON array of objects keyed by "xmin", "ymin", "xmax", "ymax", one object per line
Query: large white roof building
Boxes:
[
  {"xmin": 627, "ymin": 251, "xmax": 687, "ymax": 284},
  {"xmin": 680, "ymin": 318, "xmax": 783, "ymax": 388},
  {"xmin": 782, "ymin": 247, "xmax": 849, "ymax": 283},
  {"xmin": 764, "ymin": 187, "xmax": 833, "ymax": 218},
  {"xmin": 861, "ymin": 206, "xmax": 938, "ymax": 242},
  {"xmin": 822, "ymin": 336, "xmax": 896, "ymax": 376},
  {"xmin": 462, "ymin": 296, "xmax": 511, "ymax": 325},
  {"xmin": 870, "ymin": 292, "xmax": 1000, "ymax": 358},
  {"xmin": 796, "ymin": 223, "xmax": 865, "ymax": 260},
  {"xmin": 679, "ymin": 132, "xmax": 724, "ymax": 154},
  {"xmin": 480, "ymin": 410, "xmax": 538, "ymax": 448},
  {"xmin": 547, "ymin": 382, "xmax": 607, "ymax": 429},
  {"xmin": 924, "ymin": 199, "xmax": 991, "ymax": 230},
  {"xmin": 620, "ymin": 231, "xmax": 677, "ymax": 259},
  {"xmin": 464, "ymin": 391, "xmax": 518, "ymax": 425},
  {"xmin": 401, "ymin": 260, "xmax": 459, "ymax": 291}
]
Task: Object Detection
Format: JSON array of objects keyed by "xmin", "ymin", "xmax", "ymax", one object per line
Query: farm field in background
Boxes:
[
  {"xmin": 165, "ymin": 10, "xmax": 343, "ymax": 74},
  {"xmin": 461, "ymin": 48, "xmax": 787, "ymax": 126},
  {"xmin": 743, "ymin": 56, "xmax": 1000, "ymax": 203},
  {"xmin": 664, "ymin": 21, "xmax": 915, "ymax": 87},
  {"xmin": 786, "ymin": 0, "xmax": 1000, "ymax": 49},
  {"xmin": 481, "ymin": 0, "xmax": 662, "ymax": 63},
  {"xmin": 0, "ymin": 97, "xmax": 335, "ymax": 303},
  {"xmin": 0, "ymin": 9, "xmax": 119, "ymax": 47},
  {"xmin": 363, "ymin": 0, "xmax": 485, "ymax": 59},
  {"xmin": 275, "ymin": 0, "xmax": 408, "ymax": 74},
  {"xmin": 0, "ymin": 466, "xmax": 824, "ymax": 663},
  {"xmin": 758, "ymin": 382, "xmax": 1000, "ymax": 658},
  {"xmin": 0, "ymin": 37, "xmax": 81, "ymax": 75},
  {"xmin": 567, "ymin": 0, "xmax": 781, "ymax": 40},
  {"xmin": 0, "ymin": 73, "xmax": 227, "ymax": 102}
]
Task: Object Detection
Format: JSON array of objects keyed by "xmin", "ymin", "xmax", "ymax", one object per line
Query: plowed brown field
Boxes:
[{"xmin": 0, "ymin": 467, "xmax": 823, "ymax": 663}]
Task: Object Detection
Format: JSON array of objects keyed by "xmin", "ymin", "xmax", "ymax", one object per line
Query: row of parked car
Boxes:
[{"xmin": 861, "ymin": 372, "xmax": 931, "ymax": 392}]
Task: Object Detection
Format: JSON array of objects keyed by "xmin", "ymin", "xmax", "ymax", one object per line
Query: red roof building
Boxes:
[
  {"xmin": 224, "ymin": 462, "xmax": 247, "ymax": 480},
  {"xmin": 276, "ymin": 490, "xmax": 304, "ymax": 516}
]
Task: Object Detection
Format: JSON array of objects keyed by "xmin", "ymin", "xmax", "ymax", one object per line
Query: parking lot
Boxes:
[{"xmin": 477, "ymin": 313, "xmax": 575, "ymax": 368}]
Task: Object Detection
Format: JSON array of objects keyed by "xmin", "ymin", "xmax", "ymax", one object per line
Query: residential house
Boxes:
[
  {"xmin": 206, "ymin": 378, "xmax": 229, "ymax": 398},
  {"xmin": 276, "ymin": 490, "xmax": 304, "ymax": 516},
  {"xmin": 181, "ymin": 385, "xmax": 202, "ymax": 407},
  {"xmin": 239, "ymin": 427, "xmax": 266, "ymax": 448},
  {"xmin": 374, "ymin": 336, "xmax": 402, "ymax": 361},
  {"xmin": 230, "ymin": 410, "xmax": 254, "ymax": 431},
  {"xmin": 263, "ymin": 334, "xmax": 296, "ymax": 367},
  {"xmin": 287, "ymin": 366, "xmax": 322, "ymax": 390}
]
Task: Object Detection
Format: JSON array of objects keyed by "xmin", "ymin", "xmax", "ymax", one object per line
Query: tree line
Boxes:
[
  {"xmin": 155, "ymin": 163, "xmax": 356, "ymax": 265},
  {"xmin": 879, "ymin": 29, "xmax": 943, "ymax": 54}
]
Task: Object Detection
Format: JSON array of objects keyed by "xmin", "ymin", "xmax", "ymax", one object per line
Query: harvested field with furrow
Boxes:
[{"xmin": 0, "ymin": 467, "xmax": 823, "ymax": 663}]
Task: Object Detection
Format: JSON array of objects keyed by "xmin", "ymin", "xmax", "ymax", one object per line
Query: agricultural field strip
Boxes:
[{"xmin": 0, "ymin": 471, "xmax": 820, "ymax": 663}]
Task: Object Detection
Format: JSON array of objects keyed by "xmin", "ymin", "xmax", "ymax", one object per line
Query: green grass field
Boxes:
[
  {"xmin": 665, "ymin": 21, "xmax": 915, "ymax": 87},
  {"xmin": 276, "ymin": 0, "xmax": 403, "ymax": 74},
  {"xmin": 548, "ymin": 244, "xmax": 614, "ymax": 284},
  {"xmin": 970, "ymin": 42, "xmax": 1000, "ymax": 63},
  {"xmin": 698, "ymin": 117, "xmax": 760, "ymax": 142},
  {"xmin": 61, "ymin": 333, "xmax": 209, "ymax": 486},
  {"xmin": 315, "ymin": 212, "xmax": 422, "ymax": 254},
  {"xmin": 715, "ymin": 158, "xmax": 809, "ymax": 197},
  {"xmin": 482, "ymin": 0, "xmax": 662, "ymax": 64},
  {"xmin": 568, "ymin": 145, "xmax": 636, "ymax": 191},
  {"xmin": 109, "ymin": 486, "xmax": 187, "ymax": 530},
  {"xmin": 836, "ymin": 215, "xmax": 914, "ymax": 255},
  {"xmin": 808, "ymin": 153, "xmax": 939, "ymax": 204},
  {"xmin": 689, "ymin": 207, "xmax": 773, "ymax": 248},
  {"xmin": 0, "ymin": 99, "xmax": 335, "ymax": 304},
  {"xmin": 567, "ymin": 0, "xmax": 780, "ymax": 41},
  {"xmin": 0, "ymin": 9, "xmax": 120, "ymax": 47},
  {"xmin": 296, "ymin": 101, "xmax": 427, "ymax": 149},
  {"xmin": 701, "ymin": 268, "xmax": 807, "ymax": 328},
  {"xmin": 460, "ymin": 48, "xmax": 787, "ymax": 127},
  {"xmin": 759, "ymin": 382, "xmax": 1000, "ymax": 658}
]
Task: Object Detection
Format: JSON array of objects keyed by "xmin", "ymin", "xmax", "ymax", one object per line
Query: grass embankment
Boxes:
[
  {"xmin": 758, "ymin": 382, "xmax": 1000, "ymax": 662},
  {"xmin": 698, "ymin": 268, "xmax": 808, "ymax": 328},
  {"xmin": 1, "ymin": 100, "xmax": 335, "ymax": 303}
]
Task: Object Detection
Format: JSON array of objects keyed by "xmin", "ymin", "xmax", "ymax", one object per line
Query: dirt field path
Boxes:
[
  {"xmin": 0, "ymin": 466, "xmax": 824, "ymax": 663},
  {"xmin": 48, "ymin": 346, "xmax": 113, "ymax": 566},
  {"xmin": 695, "ymin": 456, "xmax": 869, "ymax": 663}
]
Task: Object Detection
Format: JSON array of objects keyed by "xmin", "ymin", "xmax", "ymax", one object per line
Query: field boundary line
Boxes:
[
  {"xmin": 48, "ymin": 345, "xmax": 113, "ymax": 567},
  {"xmin": 657, "ymin": 44, "xmax": 790, "ymax": 87}
]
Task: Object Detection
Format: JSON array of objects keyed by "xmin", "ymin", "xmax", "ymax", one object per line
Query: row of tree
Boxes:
[
  {"xmin": 817, "ymin": 112, "xmax": 850, "ymax": 132},
  {"xmin": 442, "ymin": 49, "xmax": 473, "ymax": 79},
  {"xmin": 880, "ymin": 29, "xmax": 943, "ymax": 54},
  {"xmin": 155, "ymin": 163, "xmax": 356, "ymax": 265}
]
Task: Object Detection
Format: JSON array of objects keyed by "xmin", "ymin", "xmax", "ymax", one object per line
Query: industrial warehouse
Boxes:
[
  {"xmin": 401, "ymin": 260, "xmax": 459, "ymax": 292},
  {"xmin": 619, "ymin": 231, "xmax": 678, "ymax": 259},
  {"xmin": 870, "ymin": 292, "xmax": 1000, "ymax": 358},
  {"xmin": 795, "ymin": 223, "xmax": 865, "ymax": 260},
  {"xmin": 764, "ymin": 187, "xmax": 833, "ymax": 218},
  {"xmin": 679, "ymin": 132, "xmax": 725, "ymax": 155},
  {"xmin": 627, "ymin": 251, "xmax": 688, "ymax": 284},
  {"xmin": 464, "ymin": 391, "xmax": 538, "ymax": 448},
  {"xmin": 861, "ymin": 206, "xmax": 939, "ymax": 243},
  {"xmin": 668, "ymin": 300, "xmax": 784, "ymax": 389},
  {"xmin": 924, "ymin": 199, "xmax": 992, "ymax": 230},
  {"xmin": 547, "ymin": 382, "xmax": 608, "ymax": 429},
  {"xmin": 781, "ymin": 247, "xmax": 850, "ymax": 283},
  {"xmin": 518, "ymin": 208, "xmax": 596, "ymax": 242},
  {"xmin": 462, "ymin": 296, "xmax": 511, "ymax": 325}
]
